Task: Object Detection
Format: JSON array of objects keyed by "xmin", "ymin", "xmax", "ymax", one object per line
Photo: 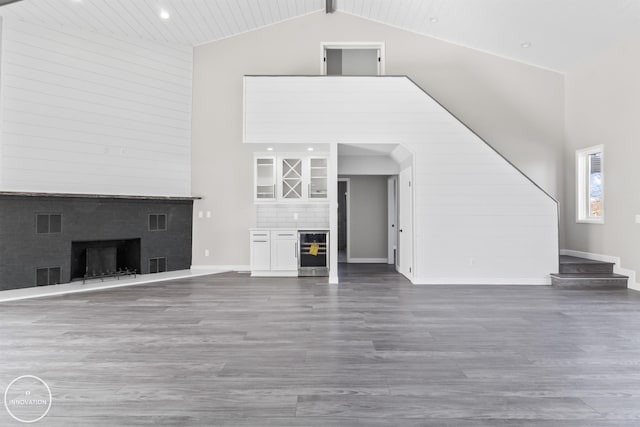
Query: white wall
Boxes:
[
  {"xmin": 339, "ymin": 155, "xmax": 398, "ymax": 175},
  {"xmin": 564, "ymin": 31, "xmax": 640, "ymax": 288},
  {"xmin": 191, "ymin": 11, "xmax": 564, "ymax": 269},
  {"xmin": 0, "ymin": 20, "xmax": 193, "ymax": 196},
  {"xmin": 245, "ymin": 76, "xmax": 559, "ymax": 284}
]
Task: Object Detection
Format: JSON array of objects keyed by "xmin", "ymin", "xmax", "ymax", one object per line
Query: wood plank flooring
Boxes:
[{"xmin": 1, "ymin": 265, "xmax": 640, "ymax": 426}]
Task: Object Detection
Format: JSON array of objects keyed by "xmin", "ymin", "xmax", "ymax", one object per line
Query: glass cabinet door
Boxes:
[
  {"xmin": 255, "ymin": 157, "xmax": 276, "ymax": 199},
  {"xmin": 281, "ymin": 158, "xmax": 303, "ymax": 199},
  {"xmin": 309, "ymin": 158, "xmax": 328, "ymax": 199}
]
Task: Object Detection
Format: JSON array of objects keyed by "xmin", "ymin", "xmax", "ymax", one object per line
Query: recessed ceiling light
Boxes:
[
  {"xmin": 429, "ymin": 17, "xmax": 438, "ymax": 23},
  {"xmin": 266, "ymin": 147, "xmax": 273, "ymax": 151},
  {"xmin": 159, "ymin": 9, "xmax": 170, "ymax": 20},
  {"xmin": 520, "ymin": 41, "xmax": 532, "ymax": 48},
  {"xmin": 307, "ymin": 147, "xmax": 314, "ymax": 152}
]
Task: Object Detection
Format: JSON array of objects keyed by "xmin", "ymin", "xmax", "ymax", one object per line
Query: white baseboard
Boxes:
[
  {"xmin": 250, "ymin": 271, "xmax": 298, "ymax": 277},
  {"xmin": 560, "ymin": 249, "xmax": 639, "ymax": 291},
  {"xmin": 191, "ymin": 264, "xmax": 250, "ymax": 272},
  {"xmin": 0, "ymin": 269, "xmax": 225, "ymax": 303},
  {"xmin": 347, "ymin": 258, "xmax": 388, "ymax": 264},
  {"xmin": 411, "ymin": 277, "xmax": 551, "ymax": 286}
]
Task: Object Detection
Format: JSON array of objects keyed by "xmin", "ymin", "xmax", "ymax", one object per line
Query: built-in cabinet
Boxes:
[
  {"xmin": 254, "ymin": 154, "xmax": 328, "ymax": 202},
  {"xmin": 250, "ymin": 229, "xmax": 298, "ymax": 276}
]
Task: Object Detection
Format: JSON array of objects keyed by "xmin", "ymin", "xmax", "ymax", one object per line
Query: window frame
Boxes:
[{"xmin": 576, "ymin": 144, "xmax": 604, "ymax": 224}]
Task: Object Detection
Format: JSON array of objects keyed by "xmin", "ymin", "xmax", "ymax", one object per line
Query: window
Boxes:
[
  {"xmin": 36, "ymin": 213, "xmax": 62, "ymax": 234},
  {"xmin": 576, "ymin": 145, "xmax": 604, "ymax": 223},
  {"xmin": 36, "ymin": 267, "xmax": 61, "ymax": 286},
  {"xmin": 149, "ymin": 214, "xmax": 167, "ymax": 231},
  {"xmin": 149, "ymin": 257, "xmax": 167, "ymax": 274}
]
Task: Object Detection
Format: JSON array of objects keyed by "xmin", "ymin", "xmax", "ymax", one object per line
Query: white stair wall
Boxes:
[{"xmin": 244, "ymin": 76, "xmax": 558, "ymax": 284}]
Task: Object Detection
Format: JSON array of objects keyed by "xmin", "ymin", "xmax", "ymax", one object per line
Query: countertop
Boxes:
[{"xmin": 250, "ymin": 227, "xmax": 329, "ymax": 231}]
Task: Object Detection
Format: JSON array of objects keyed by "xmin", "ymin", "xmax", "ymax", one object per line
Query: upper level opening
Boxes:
[{"xmin": 321, "ymin": 42, "xmax": 385, "ymax": 76}]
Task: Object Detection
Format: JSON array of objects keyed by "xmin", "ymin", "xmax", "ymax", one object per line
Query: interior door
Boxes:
[{"xmin": 397, "ymin": 167, "xmax": 413, "ymax": 279}]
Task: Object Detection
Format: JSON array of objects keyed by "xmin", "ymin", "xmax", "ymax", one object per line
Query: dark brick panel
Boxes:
[{"xmin": 0, "ymin": 196, "xmax": 193, "ymax": 291}]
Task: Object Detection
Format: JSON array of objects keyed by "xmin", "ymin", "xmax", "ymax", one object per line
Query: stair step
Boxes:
[
  {"xmin": 559, "ymin": 255, "xmax": 615, "ymax": 274},
  {"xmin": 550, "ymin": 273, "xmax": 628, "ymax": 289}
]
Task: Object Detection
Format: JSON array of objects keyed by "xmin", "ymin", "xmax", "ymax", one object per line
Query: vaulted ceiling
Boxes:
[{"xmin": 1, "ymin": 0, "xmax": 639, "ymax": 72}]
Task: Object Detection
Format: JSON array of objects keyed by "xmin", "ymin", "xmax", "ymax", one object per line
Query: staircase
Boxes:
[{"xmin": 551, "ymin": 255, "xmax": 628, "ymax": 289}]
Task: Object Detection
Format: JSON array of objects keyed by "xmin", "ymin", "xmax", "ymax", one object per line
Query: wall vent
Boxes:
[
  {"xmin": 35, "ymin": 267, "xmax": 61, "ymax": 286},
  {"xmin": 149, "ymin": 257, "xmax": 167, "ymax": 273},
  {"xmin": 36, "ymin": 213, "xmax": 62, "ymax": 234},
  {"xmin": 149, "ymin": 213, "xmax": 167, "ymax": 231}
]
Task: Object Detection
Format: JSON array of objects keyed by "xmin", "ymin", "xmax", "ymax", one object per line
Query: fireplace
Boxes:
[
  {"xmin": 0, "ymin": 193, "xmax": 194, "ymax": 291},
  {"xmin": 71, "ymin": 239, "xmax": 141, "ymax": 281}
]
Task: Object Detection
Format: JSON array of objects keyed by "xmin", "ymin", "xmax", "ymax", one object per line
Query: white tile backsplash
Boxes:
[{"xmin": 256, "ymin": 203, "xmax": 329, "ymax": 228}]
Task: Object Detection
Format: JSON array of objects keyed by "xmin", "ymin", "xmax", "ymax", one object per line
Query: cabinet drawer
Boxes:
[
  {"xmin": 273, "ymin": 231, "xmax": 296, "ymax": 239},
  {"xmin": 250, "ymin": 231, "xmax": 270, "ymax": 241}
]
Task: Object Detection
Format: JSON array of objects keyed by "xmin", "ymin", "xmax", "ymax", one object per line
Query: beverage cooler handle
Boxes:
[{"xmin": 295, "ymin": 242, "xmax": 298, "ymax": 258}]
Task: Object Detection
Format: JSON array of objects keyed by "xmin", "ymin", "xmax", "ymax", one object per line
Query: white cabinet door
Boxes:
[
  {"xmin": 308, "ymin": 157, "xmax": 328, "ymax": 199},
  {"xmin": 255, "ymin": 157, "xmax": 276, "ymax": 200},
  {"xmin": 271, "ymin": 231, "xmax": 298, "ymax": 271},
  {"xmin": 280, "ymin": 158, "xmax": 303, "ymax": 199},
  {"xmin": 250, "ymin": 231, "xmax": 271, "ymax": 271}
]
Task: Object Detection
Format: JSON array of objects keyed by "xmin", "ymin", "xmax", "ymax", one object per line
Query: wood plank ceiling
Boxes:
[
  {"xmin": 0, "ymin": 0, "xmax": 639, "ymax": 71},
  {"xmin": 0, "ymin": 0, "xmax": 325, "ymax": 46}
]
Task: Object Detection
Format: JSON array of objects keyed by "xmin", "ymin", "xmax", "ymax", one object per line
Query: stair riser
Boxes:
[
  {"xmin": 551, "ymin": 278, "xmax": 627, "ymax": 289},
  {"xmin": 559, "ymin": 264, "xmax": 615, "ymax": 274}
]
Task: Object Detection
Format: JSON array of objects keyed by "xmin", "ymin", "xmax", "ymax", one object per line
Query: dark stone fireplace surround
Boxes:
[{"xmin": 0, "ymin": 192, "xmax": 198, "ymax": 291}]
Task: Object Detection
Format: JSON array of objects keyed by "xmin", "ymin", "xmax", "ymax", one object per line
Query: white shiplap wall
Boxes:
[
  {"xmin": 0, "ymin": 19, "xmax": 193, "ymax": 196},
  {"xmin": 244, "ymin": 76, "xmax": 559, "ymax": 284}
]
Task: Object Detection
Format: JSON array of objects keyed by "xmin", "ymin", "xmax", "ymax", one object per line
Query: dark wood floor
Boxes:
[{"xmin": 2, "ymin": 266, "xmax": 640, "ymax": 426}]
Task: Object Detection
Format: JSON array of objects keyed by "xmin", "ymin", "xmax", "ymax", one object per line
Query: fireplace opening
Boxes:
[{"xmin": 71, "ymin": 239, "xmax": 141, "ymax": 281}]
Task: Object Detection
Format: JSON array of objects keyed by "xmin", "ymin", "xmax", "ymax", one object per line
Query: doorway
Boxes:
[
  {"xmin": 337, "ymin": 178, "xmax": 349, "ymax": 263},
  {"xmin": 387, "ymin": 176, "xmax": 397, "ymax": 265}
]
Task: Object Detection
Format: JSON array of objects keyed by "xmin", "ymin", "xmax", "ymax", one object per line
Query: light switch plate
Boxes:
[{"xmin": 636, "ymin": 214, "xmax": 640, "ymax": 224}]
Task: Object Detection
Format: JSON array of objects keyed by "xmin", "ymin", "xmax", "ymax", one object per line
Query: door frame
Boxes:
[
  {"xmin": 320, "ymin": 42, "xmax": 386, "ymax": 75},
  {"xmin": 337, "ymin": 178, "xmax": 351, "ymax": 263},
  {"xmin": 387, "ymin": 176, "xmax": 397, "ymax": 265}
]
